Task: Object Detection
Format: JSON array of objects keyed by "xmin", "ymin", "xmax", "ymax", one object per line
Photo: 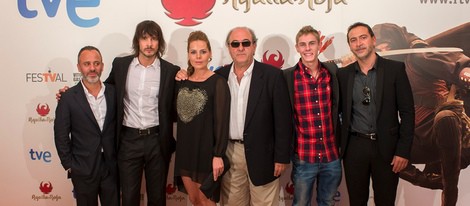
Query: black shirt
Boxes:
[{"xmin": 351, "ymin": 62, "xmax": 377, "ymax": 134}]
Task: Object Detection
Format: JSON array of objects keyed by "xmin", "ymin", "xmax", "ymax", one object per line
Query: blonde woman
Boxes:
[{"xmin": 174, "ymin": 31, "xmax": 230, "ymax": 205}]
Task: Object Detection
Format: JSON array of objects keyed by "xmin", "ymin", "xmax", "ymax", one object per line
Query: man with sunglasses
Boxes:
[
  {"xmin": 337, "ymin": 22, "xmax": 415, "ymax": 206},
  {"xmin": 176, "ymin": 26, "xmax": 292, "ymax": 205},
  {"xmin": 219, "ymin": 27, "xmax": 292, "ymax": 206},
  {"xmin": 282, "ymin": 25, "xmax": 341, "ymax": 206}
]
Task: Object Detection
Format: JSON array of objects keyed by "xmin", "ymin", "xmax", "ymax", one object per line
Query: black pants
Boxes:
[
  {"xmin": 118, "ymin": 127, "xmax": 168, "ymax": 206},
  {"xmin": 343, "ymin": 135, "xmax": 399, "ymax": 206},
  {"xmin": 72, "ymin": 154, "xmax": 119, "ymax": 206}
]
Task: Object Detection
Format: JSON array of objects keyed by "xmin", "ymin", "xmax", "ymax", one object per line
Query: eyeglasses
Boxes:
[
  {"xmin": 362, "ymin": 86, "xmax": 371, "ymax": 105},
  {"xmin": 230, "ymin": 40, "xmax": 252, "ymax": 48}
]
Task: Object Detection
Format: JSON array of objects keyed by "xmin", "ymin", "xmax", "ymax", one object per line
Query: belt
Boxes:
[
  {"xmin": 350, "ymin": 132, "xmax": 377, "ymax": 140},
  {"xmin": 229, "ymin": 139, "xmax": 244, "ymax": 144},
  {"xmin": 123, "ymin": 126, "xmax": 159, "ymax": 136}
]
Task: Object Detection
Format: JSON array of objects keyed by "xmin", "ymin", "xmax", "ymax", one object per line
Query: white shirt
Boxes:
[
  {"xmin": 123, "ymin": 57, "xmax": 160, "ymax": 129},
  {"xmin": 81, "ymin": 80, "xmax": 107, "ymax": 131},
  {"xmin": 227, "ymin": 60, "xmax": 254, "ymax": 140}
]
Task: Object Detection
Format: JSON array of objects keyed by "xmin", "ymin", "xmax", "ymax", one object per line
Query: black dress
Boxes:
[{"xmin": 174, "ymin": 74, "xmax": 230, "ymax": 201}]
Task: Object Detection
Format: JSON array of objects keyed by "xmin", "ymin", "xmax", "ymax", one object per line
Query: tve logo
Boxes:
[
  {"xmin": 29, "ymin": 148, "xmax": 52, "ymax": 163},
  {"xmin": 17, "ymin": 0, "xmax": 100, "ymax": 28}
]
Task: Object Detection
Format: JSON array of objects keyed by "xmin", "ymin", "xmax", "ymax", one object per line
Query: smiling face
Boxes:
[
  {"xmin": 347, "ymin": 25, "xmax": 376, "ymax": 61},
  {"xmin": 227, "ymin": 27, "xmax": 256, "ymax": 69},
  {"xmin": 188, "ymin": 40, "xmax": 211, "ymax": 71},
  {"xmin": 77, "ymin": 49, "xmax": 103, "ymax": 84},
  {"xmin": 296, "ymin": 33, "xmax": 321, "ymax": 65}
]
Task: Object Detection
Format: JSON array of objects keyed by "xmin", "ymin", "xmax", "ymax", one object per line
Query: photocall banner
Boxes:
[{"xmin": 0, "ymin": 0, "xmax": 468, "ymax": 205}]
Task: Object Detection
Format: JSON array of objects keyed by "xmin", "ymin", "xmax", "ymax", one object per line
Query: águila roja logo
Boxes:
[{"xmin": 162, "ymin": 0, "xmax": 216, "ymax": 26}]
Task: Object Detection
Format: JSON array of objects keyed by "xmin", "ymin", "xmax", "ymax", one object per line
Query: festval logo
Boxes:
[
  {"xmin": 25, "ymin": 69, "xmax": 67, "ymax": 83},
  {"xmin": 162, "ymin": 0, "xmax": 216, "ymax": 26},
  {"xmin": 39, "ymin": 181, "xmax": 53, "ymax": 194},
  {"xmin": 262, "ymin": 50, "xmax": 285, "ymax": 69},
  {"xmin": 36, "ymin": 103, "xmax": 50, "ymax": 117}
]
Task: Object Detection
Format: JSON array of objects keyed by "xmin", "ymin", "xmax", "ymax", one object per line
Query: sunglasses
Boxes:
[
  {"xmin": 362, "ymin": 86, "xmax": 371, "ymax": 105},
  {"xmin": 230, "ymin": 40, "xmax": 252, "ymax": 48}
]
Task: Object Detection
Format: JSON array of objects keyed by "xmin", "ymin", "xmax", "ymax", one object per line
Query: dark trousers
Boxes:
[
  {"xmin": 71, "ymin": 155, "xmax": 120, "ymax": 206},
  {"xmin": 343, "ymin": 135, "xmax": 399, "ymax": 206},
  {"xmin": 118, "ymin": 127, "xmax": 167, "ymax": 206}
]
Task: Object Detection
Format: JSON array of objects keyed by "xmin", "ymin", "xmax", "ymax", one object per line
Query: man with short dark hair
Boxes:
[
  {"xmin": 55, "ymin": 46, "xmax": 119, "ymax": 206},
  {"xmin": 337, "ymin": 22, "xmax": 415, "ymax": 205}
]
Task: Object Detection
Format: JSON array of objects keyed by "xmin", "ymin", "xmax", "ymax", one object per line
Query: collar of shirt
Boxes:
[
  {"xmin": 297, "ymin": 59, "xmax": 327, "ymax": 80},
  {"xmin": 80, "ymin": 80, "xmax": 106, "ymax": 131},
  {"xmin": 354, "ymin": 58, "xmax": 378, "ymax": 74},
  {"xmin": 80, "ymin": 80, "xmax": 106, "ymax": 99},
  {"xmin": 229, "ymin": 59, "xmax": 255, "ymax": 77},
  {"xmin": 130, "ymin": 56, "xmax": 160, "ymax": 70}
]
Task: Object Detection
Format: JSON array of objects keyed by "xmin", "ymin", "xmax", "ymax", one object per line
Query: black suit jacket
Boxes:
[
  {"xmin": 216, "ymin": 60, "xmax": 293, "ymax": 186},
  {"xmin": 105, "ymin": 55, "xmax": 180, "ymax": 164},
  {"xmin": 337, "ymin": 55, "xmax": 415, "ymax": 162},
  {"xmin": 54, "ymin": 82, "xmax": 117, "ymax": 177},
  {"xmin": 283, "ymin": 61, "xmax": 340, "ymax": 153}
]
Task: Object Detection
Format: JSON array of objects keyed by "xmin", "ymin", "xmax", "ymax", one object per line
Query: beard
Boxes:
[
  {"xmin": 83, "ymin": 75, "xmax": 100, "ymax": 84},
  {"xmin": 140, "ymin": 47, "xmax": 157, "ymax": 58}
]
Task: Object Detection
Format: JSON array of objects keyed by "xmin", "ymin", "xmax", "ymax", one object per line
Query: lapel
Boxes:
[
  {"xmin": 217, "ymin": 65, "xmax": 231, "ymax": 79},
  {"xmin": 346, "ymin": 64, "xmax": 356, "ymax": 124},
  {"xmin": 159, "ymin": 58, "xmax": 169, "ymax": 105},
  {"xmin": 73, "ymin": 82, "xmax": 101, "ymax": 131},
  {"xmin": 245, "ymin": 61, "xmax": 264, "ymax": 129},
  {"xmin": 375, "ymin": 55, "xmax": 385, "ymax": 119},
  {"xmin": 102, "ymin": 84, "xmax": 114, "ymax": 132},
  {"xmin": 284, "ymin": 67, "xmax": 295, "ymax": 109},
  {"xmin": 117, "ymin": 56, "xmax": 133, "ymax": 101}
]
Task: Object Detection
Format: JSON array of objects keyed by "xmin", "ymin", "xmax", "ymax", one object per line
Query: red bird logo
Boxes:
[
  {"xmin": 39, "ymin": 181, "xmax": 53, "ymax": 194},
  {"xmin": 166, "ymin": 183, "xmax": 177, "ymax": 194},
  {"xmin": 162, "ymin": 0, "xmax": 216, "ymax": 26},
  {"xmin": 36, "ymin": 103, "xmax": 50, "ymax": 116},
  {"xmin": 285, "ymin": 182, "xmax": 295, "ymax": 195},
  {"xmin": 262, "ymin": 50, "xmax": 285, "ymax": 69}
]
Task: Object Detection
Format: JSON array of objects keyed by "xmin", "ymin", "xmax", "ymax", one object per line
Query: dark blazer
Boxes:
[
  {"xmin": 105, "ymin": 55, "xmax": 180, "ymax": 164},
  {"xmin": 216, "ymin": 60, "xmax": 293, "ymax": 186},
  {"xmin": 54, "ymin": 82, "xmax": 117, "ymax": 177},
  {"xmin": 283, "ymin": 61, "xmax": 340, "ymax": 152},
  {"xmin": 337, "ymin": 55, "xmax": 415, "ymax": 162}
]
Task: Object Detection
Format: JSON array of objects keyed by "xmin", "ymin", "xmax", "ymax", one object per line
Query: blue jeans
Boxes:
[{"xmin": 291, "ymin": 157, "xmax": 342, "ymax": 206}]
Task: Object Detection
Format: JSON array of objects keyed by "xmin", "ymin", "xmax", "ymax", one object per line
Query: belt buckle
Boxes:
[
  {"xmin": 368, "ymin": 133, "xmax": 377, "ymax": 140},
  {"xmin": 138, "ymin": 128, "xmax": 150, "ymax": 136}
]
